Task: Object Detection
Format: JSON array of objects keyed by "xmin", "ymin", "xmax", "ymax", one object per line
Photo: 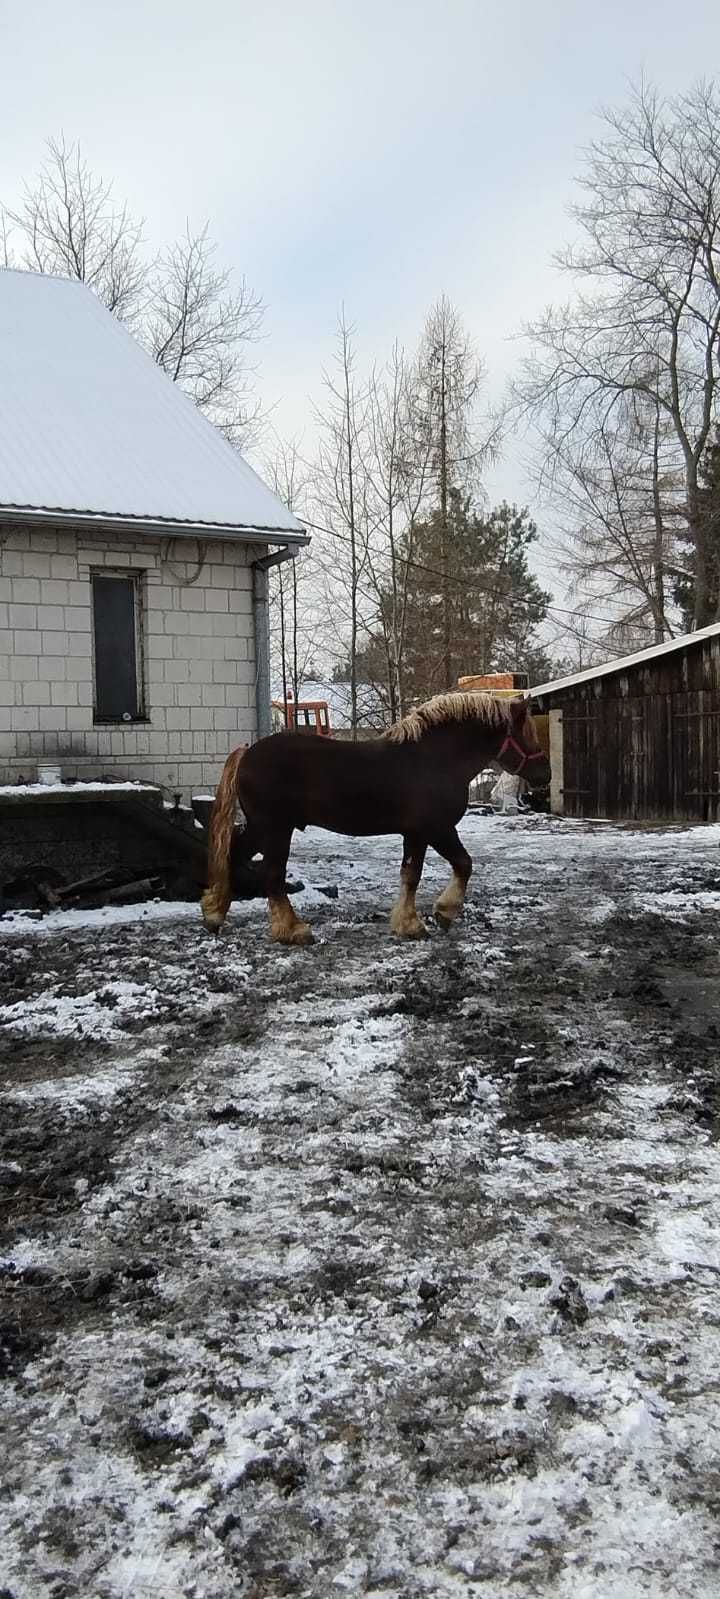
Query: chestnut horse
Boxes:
[{"xmin": 202, "ymin": 692, "xmax": 550, "ymax": 945}]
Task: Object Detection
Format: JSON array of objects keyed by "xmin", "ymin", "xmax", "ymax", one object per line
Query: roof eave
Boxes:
[
  {"xmin": 531, "ymin": 618, "xmax": 720, "ymax": 700},
  {"xmin": 0, "ymin": 503, "xmax": 309, "ymax": 547}
]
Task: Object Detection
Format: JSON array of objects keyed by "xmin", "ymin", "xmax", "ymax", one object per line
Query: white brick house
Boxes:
[{"xmin": 0, "ymin": 269, "xmax": 306, "ymax": 796}]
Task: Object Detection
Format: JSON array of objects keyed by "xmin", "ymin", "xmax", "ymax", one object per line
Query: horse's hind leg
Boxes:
[
  {"xmin": 431, "ymin": 828, "xmax": 472, "ymax": 931},
  {"xmin": 390, "ymin": 836, "xmax": 428, "ymax": 939},
  {"xmin": 265, "ymin": 827, "xmax": 313, "ymax": 947}
]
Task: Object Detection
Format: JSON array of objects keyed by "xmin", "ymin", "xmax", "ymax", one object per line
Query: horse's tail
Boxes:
[{"xmin": 201, "ymin": 745, "xmax": 247, "ymax": 932}]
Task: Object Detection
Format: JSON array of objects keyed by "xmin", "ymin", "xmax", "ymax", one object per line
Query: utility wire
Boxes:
[{"xmin": 300, "ymin": 516, "xmax": 625, "ymax": 631}]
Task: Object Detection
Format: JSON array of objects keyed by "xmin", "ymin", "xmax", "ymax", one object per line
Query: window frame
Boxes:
[{"xmin": 90, "ymin": 567, "xmax": 148, "ymax": 725}]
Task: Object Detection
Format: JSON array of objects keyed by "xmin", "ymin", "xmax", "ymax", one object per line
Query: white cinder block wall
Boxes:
[{"xmin": 0, "ymin": 526, "xmax": 260, "ymax": 797}]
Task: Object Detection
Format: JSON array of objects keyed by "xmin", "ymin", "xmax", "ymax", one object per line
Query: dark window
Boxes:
[{"xmin": 92, "ymin": 573, "xmax": 144, "ymax": 721}]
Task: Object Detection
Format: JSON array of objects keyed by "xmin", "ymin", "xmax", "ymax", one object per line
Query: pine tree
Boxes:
[{"xmin": 351, "ymin": 497, "xmax": 552, "ymax": 705}]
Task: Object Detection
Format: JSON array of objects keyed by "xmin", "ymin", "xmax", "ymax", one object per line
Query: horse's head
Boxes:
[{"xmin": 494, "ymin": 699, "xmax": 551, "ymax": 791}]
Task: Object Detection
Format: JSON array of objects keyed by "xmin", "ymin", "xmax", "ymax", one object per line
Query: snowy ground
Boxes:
[{"xmin": 1, "ymin": 814, "xmax": 720, "ymax": 1599}]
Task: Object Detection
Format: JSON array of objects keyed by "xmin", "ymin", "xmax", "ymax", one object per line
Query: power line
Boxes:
[{"xmin": 300, "ymin": 516, "xmax": 624, "ymax": 631}]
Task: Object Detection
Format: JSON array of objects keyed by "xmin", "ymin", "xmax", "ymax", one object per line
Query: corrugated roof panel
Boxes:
[
  {"xmin": 531, "ymin": 619, "xmax": 720, "ymax": 699},
  {"xmin": 0, "ymin": 268, "xmax": 303, "ymax": 537}
]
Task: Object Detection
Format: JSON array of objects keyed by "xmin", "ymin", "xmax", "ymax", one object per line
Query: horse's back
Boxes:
[{"xmin": 239, "ymin": 731, "xmax": 409, "ymax": 833}]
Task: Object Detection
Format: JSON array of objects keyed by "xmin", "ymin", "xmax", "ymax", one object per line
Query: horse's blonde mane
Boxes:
[{"xmin": 385, "ymin": 691, "xmax": 517, "ymax": 744}]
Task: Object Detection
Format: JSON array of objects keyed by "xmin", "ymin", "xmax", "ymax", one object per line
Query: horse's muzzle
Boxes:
[{"xmin": 523, "ymin": 752, "xmax": 552, "ymax": 790}]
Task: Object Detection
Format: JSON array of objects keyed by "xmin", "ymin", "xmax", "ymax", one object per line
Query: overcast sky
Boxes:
[{"xmin": 2, "ymin": 0, "xmax": 719, "ymax": 533}]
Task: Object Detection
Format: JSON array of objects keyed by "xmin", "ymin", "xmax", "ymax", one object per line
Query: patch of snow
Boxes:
[
  {"xmin": 587, "ymin": 895, "xmax": 618, "ymax": 922},
  {"xmin": 635, "ymin": 889, "xmax": 720, "ymax": 919},
  {"xmin": 0, "ymin": 979, "xmax": 163, "ymax": 1041},
  {"xmin": 0, "ymin": 900, "xmax": 200, "ymax": 937},
  {"xmin": 0, "ymin": 779, "xmax": 153, "ymax": 795},
  {"xmin": 321, "ymin": 1013, "xmax": 408, "ymax": 1089},
  {"xmin": 5, "ymin": 1067, "xmax": 132, "ymax": 1110},
  {"xmin": 0, "ymin": 884, "xmax": 334, "ymax": 939}
]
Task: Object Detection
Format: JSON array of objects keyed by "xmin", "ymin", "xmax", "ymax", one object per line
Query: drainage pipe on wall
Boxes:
[{"xmin": 251, "ymin": 548, "xmax": 300, "ymax": 739}]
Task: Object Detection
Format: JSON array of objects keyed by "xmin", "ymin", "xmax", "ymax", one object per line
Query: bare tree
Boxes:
[
  {"xmin": 547, "ymin": 612, "xmax": 609, "ymax": 673},
  {"xmin": 147, "ymin": 225, "xmax": 264, "ymax": 446},
  {"xmin": 2, "ymin": 135, "xmax": 145, "ymax": 324},
  {"xmin": 262, "ymin": 435, "xmax": 321, "ymax": 709},
  {"xmin": 2, "ymin": 138, "xmax": 265, "ymax": 446},
  {"xmin": 516, "ymin": 79, "xmax": 720, "ymax": 628},
  {"xmin": 1, "ymin": 213, "xmax": 13, "ymax": 269},
  {"xmin": 546, "ymin": 399, "xmax": 684, "ymax": 646},
  {"xmin": 360, "ymin": 345, "xmax": 432, "ymax": 718},
  {"xmin": 313, "ymin": 314, "xmax": 369, "ymax": 735}
]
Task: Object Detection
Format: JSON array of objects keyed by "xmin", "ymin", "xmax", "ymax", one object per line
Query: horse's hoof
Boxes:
[
  {"xmin": 201, "ymin": 890, "xmax": 227, "ymax": 935},
  {"xmin": 392, "ymin": 919, "xmax": 429, "ymax": 940},
  {"xmin": 274, "ymin": 922, "xmax": 314, "ymax": 947},
  {"xmin": 434, "ymin": 910, "xmax": 453, "ymax": 933}
]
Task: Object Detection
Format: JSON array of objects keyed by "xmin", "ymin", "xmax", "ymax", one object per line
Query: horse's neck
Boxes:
[{"xmin": 423, "ymin": 721, "xmax": 498, "ymax": 775}]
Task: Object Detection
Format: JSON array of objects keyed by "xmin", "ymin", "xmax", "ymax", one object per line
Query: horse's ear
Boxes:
[{"xmin": 510, "ymin": 697, "xmax": 529, "ymax": 726}]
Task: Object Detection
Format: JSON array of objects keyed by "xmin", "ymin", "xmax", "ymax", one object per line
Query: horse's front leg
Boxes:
[
  {"xmin": 265, "ymin": 827, "xmax": 313, "ymax": 947},
  {"xmin": 390, "ymin": 836, "xmax": 428, "ymax": 939},
  {"xmin": 431, "ymin": 828, "xmax": 473, "ymax": 932}
]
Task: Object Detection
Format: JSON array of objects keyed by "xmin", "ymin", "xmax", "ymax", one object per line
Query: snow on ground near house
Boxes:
[
  {"xmin": 0, "ymin": 780, "xmax": 154, "ymax": 796},
  {"xmin": 1, "ymin": 814, "xmax": 720, "ymax": 1598}
]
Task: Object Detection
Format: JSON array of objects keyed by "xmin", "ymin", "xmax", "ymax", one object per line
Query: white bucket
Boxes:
[{"xmin": 37, "ymin": 763, "xmax": 62, "ymax": 787}]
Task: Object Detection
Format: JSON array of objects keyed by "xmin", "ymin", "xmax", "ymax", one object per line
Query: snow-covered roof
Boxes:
[
  {"xmin": 0, "ymin": 268, "xmax": 305, "ymax": 542},
  {"xmin": 531, "ymin": 619, "xmax": 720, "ymax": 700}
]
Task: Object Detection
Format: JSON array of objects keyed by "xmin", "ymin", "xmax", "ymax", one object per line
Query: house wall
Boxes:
[
  {"xmin": 0, "ymin": 524, "xmax": 261, "ymax": 797},
  {"xmin": 533, "ymin": 632, "xmax": 720, "ymax": 823}
]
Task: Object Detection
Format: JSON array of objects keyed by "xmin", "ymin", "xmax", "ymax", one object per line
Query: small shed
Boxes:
[
  {"xmin": 0, "ymin": 269, "xmax": 307, "ymax": 798},
  {"xmin": 531, "ymin": 622, "xmax": 720, "ymax": 824}
]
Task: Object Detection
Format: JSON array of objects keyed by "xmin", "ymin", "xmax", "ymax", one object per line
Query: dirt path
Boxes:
[{"xmin": 1, "ymin": 815, "xmax": 720, "ymax": 1598}]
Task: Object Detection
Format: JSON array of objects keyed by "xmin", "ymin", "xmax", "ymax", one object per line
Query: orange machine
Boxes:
[
  {"xmin": 271, "ymin": 698, "xmax": 332, "ymax": 735},
  {"xmin": 457, "ymin": 671, "xmax": 529, "ymax": 697}
]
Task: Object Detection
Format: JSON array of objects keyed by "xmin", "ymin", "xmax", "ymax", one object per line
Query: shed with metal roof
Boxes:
[{"xmin": 531, "ymin": 623, "xmax": 720, "ymax": 823}]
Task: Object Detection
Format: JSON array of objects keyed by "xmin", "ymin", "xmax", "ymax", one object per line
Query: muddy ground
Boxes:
[{"xmin": 1, "ymin": 815, "xmax": 720, "ymax": 1598}]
